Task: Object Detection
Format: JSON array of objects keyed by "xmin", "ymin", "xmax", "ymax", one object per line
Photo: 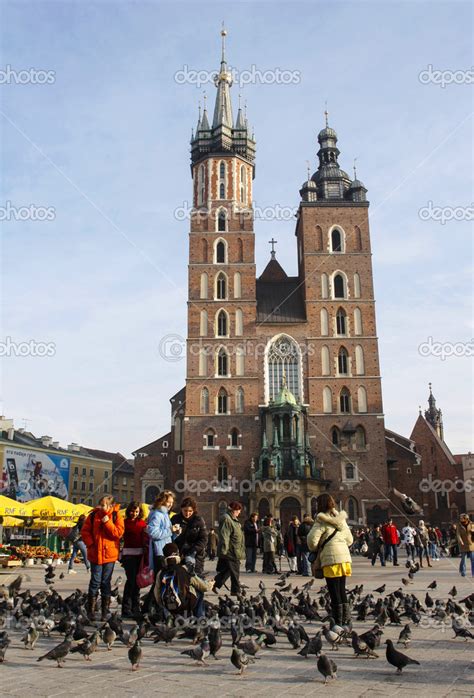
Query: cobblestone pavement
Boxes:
[{"xmin": 0, "ymin": 555, "xmax": 472, "ymax": 697}]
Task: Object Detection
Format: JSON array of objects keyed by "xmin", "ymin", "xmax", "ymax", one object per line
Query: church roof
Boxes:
[
  {"xmin": 273, "ymin": 384, "xmax": 298, "ymax": 406},
  {"xmin": 259, "ymin": 257, "xmax": 288, "ymax": 282},
  {"xmin": 256, "ymin": 276, "xmax": 306, "ymax": 323}
]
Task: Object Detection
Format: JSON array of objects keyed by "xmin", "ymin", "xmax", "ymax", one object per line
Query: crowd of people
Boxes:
[{"xmin": 65, "ymin": 492, "xmax": 474, "ymax": 623}]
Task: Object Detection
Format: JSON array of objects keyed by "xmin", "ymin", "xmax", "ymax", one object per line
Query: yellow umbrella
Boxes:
[
  {"xmin": 74, "ymin": 503, "xmax": 93, "ymax": 514},
  {"xmin": 1, "ymin": 515, "xmax": 23, "ymax": 527},
  {"xmin": 0, "ymin": 495, "xmax": 30, "ymax": 517},
  {"xmin": 22, "ymin": 496, "xmax": 83, "ymax": 520},
  {"xmin": 31, "ymin": 518, "xmax": 76, "ymax": 529}
]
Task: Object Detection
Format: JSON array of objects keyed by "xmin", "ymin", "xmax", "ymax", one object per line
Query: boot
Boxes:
[
  {"xmin": 335, "ymin": 604, "xmax": 344, "ymax": 625},
  {"xmin": 86, "ymin": 593, "xmax": 98, "ymax": 622},
  {"xmin": 101, "ymin": 596, "xmax": 111, "ymax": 621},
  {"xmin": 342, "ymin": 602, "xmax": 352, "ymax": 625}
]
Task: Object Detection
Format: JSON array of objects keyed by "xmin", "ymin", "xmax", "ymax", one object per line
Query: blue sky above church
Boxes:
[{"xmin": 1, "ymin": 1, "xmax": 472, "ymax": 454}]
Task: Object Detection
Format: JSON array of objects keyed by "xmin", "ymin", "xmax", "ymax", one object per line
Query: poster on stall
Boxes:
[{"xmin": 1, "ymin": 447, "xmax": 70, "ymax": 502}]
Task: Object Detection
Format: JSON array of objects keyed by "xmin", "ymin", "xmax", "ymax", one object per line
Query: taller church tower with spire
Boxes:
[{"xmin": 182, "ymin": 30, "xmax": 390, "ymax": 527}]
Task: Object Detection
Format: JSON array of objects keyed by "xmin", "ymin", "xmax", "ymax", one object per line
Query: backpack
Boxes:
[{"xmin": 159, "ymin": 566, "xmax": 191, "ymax": 612}]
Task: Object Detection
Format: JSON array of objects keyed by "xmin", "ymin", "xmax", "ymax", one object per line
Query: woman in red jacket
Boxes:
[
  {"xmin": 121, "ymin": 501, "xmax": 148, "ymax": 618},
  {"xmin": 81, "ymin": 495, "xmax": 124, "ymax": 621}
]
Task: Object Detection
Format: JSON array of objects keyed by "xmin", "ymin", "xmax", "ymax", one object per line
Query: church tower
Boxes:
[{"xmin": 183, "ymin": 30, "xmax": 260, "ymax": 524}]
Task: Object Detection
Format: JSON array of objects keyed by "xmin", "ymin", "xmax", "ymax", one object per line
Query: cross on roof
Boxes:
[{"xmin": 268, "ymin": 238, "xmax": 277, "ymax": 258}]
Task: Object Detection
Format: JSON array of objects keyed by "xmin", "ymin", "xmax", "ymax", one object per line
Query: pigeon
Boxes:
[
  {"xmin": 22, "ymin": 623, "xmax": 39, "ymax": 650},
  {"xmin": 37, "ymin": 637, "xmax": 72, "ymax": 668},
  {"xmin": 209, "ymin": 625, "xmax": 222, "ymax": 659},
  {"xmin": 317, "ymin": 654, "xmax": 337, "ymax": 684},
  {"xmin": 385, "ymin": 638, "xmax": 420, "ymax": 673},
  {"xmin": 231, "ymin": 647, "xmax": 255, "ymax": 676},
  {"xmin": 451, "ymin": 616, "xmax": 474, "ymax": 641},
  {"xmin": 322, "ymin": 624, "xmax": 343, "ymax": 650},
  {"xmin": 151, "ymin": 624, "xmax": 178, "ymax": 644},
  {"xmin": 128, "ymin": 640, "xmax": 142, "ymax": 671},
  {"xmin": 401, "ymin": 578, "xmax": 411, "ymax": 586},
  {"xmin": 374, "ymin": 584, "xmax": 386, "ymax": 594},
  {"xmin": 70, "ymin": 638, "xmax": 96, "ymax": 661},
  {"xmin": 0, "ymin": 632, "xmax": 11, "ymax": 662},
  {"xmin": 181, "ymin": 638, "xmax": 210, "ymax": 666},
  {"xmin": 427, "ymin": 580, "xmax": 437, "ymax": 589},
  {"xmin": 101, "ymin": 623, "xmax": 116, "ymax": 650},
  {"xmin": 298, "ymin": 631, "xmax": 322, "ymax": 658},
  {"xmin": 237, "ymin": 634, "xmax": 265, "ymax": 657},
  {"xmin": 397, "ymin": 624, "xmax": 412, "ymax": 647},
  {"xmin": 351, "ymin": 630, "xmax": 378, "ymax": 658},
  {"xmin": 448, "ymin": 586, "xmax": 457, "ymax": 598},
  {"xmin": 425, "ymin": 592, "xmax": 434, "ymax": 608}
]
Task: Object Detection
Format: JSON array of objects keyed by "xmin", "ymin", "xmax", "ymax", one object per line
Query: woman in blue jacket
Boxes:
[{"xmin": 147, "ymin": 490, "xmax": 179, "ymax": 573}]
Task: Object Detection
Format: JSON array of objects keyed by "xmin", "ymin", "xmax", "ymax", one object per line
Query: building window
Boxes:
[
  {"xmin": 336, "ymin": 307, "xmax": 347, "ymax": 335},
  {"xmin": 357, "ymin": 386, "xmax": 368, "ymax": 413},
  {"xmin": 89, "ymin": 482, "xmax": 93, "ymax": 491},
  {"xmin": 345, "ymin": 463, "xmax": 355, "ymax": 480},
  {"xmin": 331, "ymin": 228, "xmax": 343, "ymax": 252},
  {"xmin": 266, "ymin": 335, "xmax": 301, "ymax": 402},
  {"xmin": 331, "ymin": 427, "xmax": 340, "ymax": 446},
  {"xmin": 218, "ymin": 161, "xmax": 226, "ymax": 199},
  {"xmin": 74, "ymin": 466, "xmax": 78, "ymax": 475},
  {"xmin": 240, "ymin": 164, "xmax": 247, "ymax": 203},
  {"xmin": 177, "ymin": 454, "xmax": 183, "ymax": 464},
  {"xmin": 340, "ymin": 388, "xmax": 351, "ymax": 413},
  {"xmin": 321, "ymin": 345, "xmax": 330, "ymax": 375},
  {"xmin": 205, "ymin": 429, "xmax": 216, "ymax": 448},
  {"xmin": 236, "ymin": 386, "xmax": 244, "ymax": 413},
  {"xmin": 200, "ymin": 387, "xmax": 209, "ymax": 414},
  {"xmin": 355, "ymin": 345, "xmax": 365, "ymax": 375},
  {"xmin": 103, "ymin": 483, "xmax": 108, "ymax": 493},
  {"xmin": 347, "ymin": 496, "xmax": 358, "ymax": 521},
  {"xmin": 217, "ymin": 459, "xmax": 228, "ymax": 483},
  {"xmin": 162, "ymin": 440, "xmax": 168, "ymax": 449},
  {"xmin": 354, "ymin": 272, "xmax": 361, "ymax": 298},
  {"xmin": 355, "ymin": 426, "xmax": 366, "ymax": 448},
  {"xmin": 104, "ymin": 471, "xmax": 109, "ymax": 478},
  {"xmin": 122, "ymin": 477, "xmax": 127, "ymax": 486},
  {"xmin": 354, "ymin": 225, "xmax": 362, "ymax": 251},
  {"xmin": 198, "ymin": 348, "xmax": 207, "ymax": 377},
  {"xmin": 320, "ymin": 308, "xmax": 329, "ymax": 336},
  {"xmin": 321, "ymin": 273, "xmax": 329, "ymax": 299},
  {"xmin": 354, "ymin": 307, "xmax": 362, "ymax": 335},
  {"xmin": 215, "ymin": 272, "xmax": 227, "ymax": 300},
  {"xmin": 218, "ymin": 210, "xmax": 226, "ymax": 232},
  {"xmin": 337, "ymin": 347, "xmax": 349, "ymax": 375},
  {"xmin": 82, "ymin": 467, "xmax": 86, "ymax": 476},
  {"xmin": 323, "ymin": 386, "xmax": 332, "ymax": 413},
  {"xmin": 81, "ymin": 482, "xmax": 86, "ymax": 491},
  {"xmin": 333, "ymin": 273, "xmax": 346, "ymax": 299},
  {"xmin": 216, "ymin": 310, "xmax": 228, "ymax": 337},
  {"xmin": 217, "ymin": 348, "xmax": 229, "ymax": 376},
  {"xmin": 89, "ymin": 469, "xmax": 94, "ymax": 477},
  {"xmin": 73, "ymin": 480, "xmax": 78, "ymax": 490},
  {"xmin": 216, "ymin": 240, "xmax": 226, "ymax": 263},
  {"xmin": 230, "ymin": 428, "xmax": 239, "ymax": 447},
  {"xmin": 200, "ymin": 309, "xmax": 208, "ymax": 336},
  {"xmin": 235, "ymin": 308, "xmax": 243, "ymax": 336},
  {"xmin": 234, "ymin": 272, "xmax": 242, "ymax": 298},
  {"xmin": 407, "ymin": 467, "xmax": 412, "ymax": 474},
  {"xmin": 217, "ymin": 388, "xmax": 228, "ymax": 414},
  {"xmin": 200, "ymin": 272, "xmax": 208, "ymax": 299}
]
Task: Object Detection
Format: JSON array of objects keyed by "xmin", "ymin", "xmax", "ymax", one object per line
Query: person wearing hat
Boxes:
[{"xmin": 456, "ymin": 513, "xmax": 474, "ymax": 577}]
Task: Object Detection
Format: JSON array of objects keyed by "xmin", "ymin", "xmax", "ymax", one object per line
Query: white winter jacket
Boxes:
[{"xmin": 307, "ymin": 509, "xmax": 353, "ymax": 567}]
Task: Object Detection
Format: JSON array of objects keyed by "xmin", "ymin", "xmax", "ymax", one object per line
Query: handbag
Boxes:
[
  {"xmin": 311, "ymin": 528, "xmax": 338, "ymax": 579},
  {"xmin": 136, "ymin": 557, "xmax": 155, "ymax": 589}
]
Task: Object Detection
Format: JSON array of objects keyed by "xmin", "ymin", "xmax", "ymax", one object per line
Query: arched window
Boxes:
[
  {"xmin": 347, "ymin": 496, "xmax": 358, "ymax": 521},
  {"xmin": 217, "ymin": 388, "xmax": 228, "ymax": 414},
  {"xmin": 217, "ymin": 348, "xmax": 228, "ymax": 377},
  {"xmin": 340, "ymin": 387, "xmax": 351, "ymax": 413},
  {"xmin": 331, "ymin": 228, "xmax": 343, "ymax": 252},
  {"xmin": 204, "ymin": 428, "xmax": 216, "ymax": 447},
  {"xmin": 321, "ymin": 273, "xmax": 329, "ymax": 299},
  {"xmin": 217, "ymin": 458, "xmax": 228, "ymax": 483},
  {"xmin": 219, "ymin": 183, "xmax": 225, "ymax": 199},
  {"xmin": 218, "ymin": 161, "xmax": 226, "ymax": 199},
  {"xmin": 200, "ymin": 272, "xmax": 208, "ymax": 299},
  {"xmin": 235, "ymin": 308, "xmax": 243, "ymax": 336},
  {"xmin": 338, "ymin": 347, "xmax": 349, "ymax": 375},
  {"xmin": 215, "ymin": 239, "xmax": 226, "ymax": 263},
  {"xmin": 345, "ymin": 463, "xmax": 355, "ymax": 480},
  {"xmin": 234, "ymin": 272, "xmax": 242, "ymax": 298},
  {"xmin": 355, "ymin": 345, "xmax": 365, "ymax": 375},
  {"xmin": 315, "ymin": 225, "xmax": 323, "ymax": 250},
  {"xmin": 198, "ymin": 348, "xmax": 207, "ymax": 377},
  {"xmin": 331, "ymin": 426, "xmax": 340, "ymax": 446},
  {"xmin": 240, "ymin": 165, "xmax": 247, "ymax": 204},
  {"xmin": 336, "ymin": 307, "xmax": 347, "ymax": 335},
  {"xmin": 236, "ymin": 386, "xmax": 244, "ymax": 413},
  {"xmin": 355, "ymin": 426, "xmax": 366, "ymax": 448},
  {"xmin": 321, "ymin": 345, "xmax": 330, "ymax": 375},
  {"xmin": 354, "ymin": 226, "xmax": 362, "ymax": 251},
  {"xmin": 200, "ymin": 309, "xmax": 208, "ymax": 336},
  {"xmin": 217, "ymin": 210, "xmax": 227, "ymax": 232},
  {"xmin": 323, "ymin": 386, "xmax": 332, "ymax": 413},
  {"xmin": 201, "ymin": 238, "xmax": 208, "ymax": 263},
  {"xmin": 266, "ymin": 335, "xmax": 302, "ymax": 402},
  {"xmin": 354, "ymin": 307, "xmax": 362, "ymax": 335},
  {"xmin": 236, "ymin": 346, "xmax": 244, "ymax": 376},
  {"xmin": 230, "ymin": 427, "xmax": 239, "ymax": 448},
  {"xmin": 354, "ymin": 272, "xmax": 361, "ymax": 298},
  {"xmin": 320, "ymin": 308, "xmax": 329, "ymax": 336},
  {"xmin": 215, "ymin": 272, "xmax": 227, "ymax": 300},
  {"xmin": 200, "ymin": 387, "xmax": 209, "ymax": 414},
  {"xmin": 237, "ymin": 238, "xmax": 244, "ymax": 262},
  {"xmin": 216, "ymin": 310, "xmax": 228, "ymax": 337},
  {"xmin": 357, "ymin": 386, "xmax": 368, "ymax": 413},
  {"xmin": 197, "ymin": 164, "xmax": 205, "ymax": 206},
  {"xmin": 333, "ymin": 273, "xmax": 346, "ymax": 299}
]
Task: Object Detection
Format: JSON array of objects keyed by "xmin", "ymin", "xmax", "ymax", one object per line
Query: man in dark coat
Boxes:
[
  {"xmin": 243, "ymin": 512, "xmax": 259, "ymax": 572},
  {"xmin": 173, "ymin": 497, "xmax": 208, "ymax": 576}
]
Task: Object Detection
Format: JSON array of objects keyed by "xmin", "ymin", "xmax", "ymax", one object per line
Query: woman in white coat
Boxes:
[{"xmin": 307, "ymin": 493, "xmax": 353, "ymax": 624}]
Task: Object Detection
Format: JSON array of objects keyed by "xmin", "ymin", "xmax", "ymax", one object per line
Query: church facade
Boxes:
[{"xmin": 175, "ymin": 31, "xmax": 391, "ymax": 528}]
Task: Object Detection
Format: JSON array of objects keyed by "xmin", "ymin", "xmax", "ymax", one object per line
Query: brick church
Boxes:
[{"xmin": 133, "ymin": 29, "xmax": 395, "ymax": 528}]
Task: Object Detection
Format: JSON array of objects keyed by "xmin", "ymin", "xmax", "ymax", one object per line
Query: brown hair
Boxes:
[
  {"xmin": 229, "ymin": 501, "xmax": 242, "ymax": 511},
  {"xmin": 98, "ymin": 495, "xmax": 115, "ymax": 507},
  {"xmin": 126, "ymin": 500, "xmax": 144, "ymax": 519},
  {"xmin": 154, "ymin": 490, "xmax": 175, "ymax": 509},
  {"xmin": 180, "ymin": 496, "xmax": 197, "ymax": 512},
  {"xmin": 316, "ymin": 493, "xmax": 337, "ymax": 514}
]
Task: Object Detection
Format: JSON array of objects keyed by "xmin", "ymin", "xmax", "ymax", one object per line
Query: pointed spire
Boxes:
[
  {"xmin": 212, "ymin": 24, "xmax": 234, "ymax": 129},
  {"xmin": 235, "ymin": 92, "xmax": 246, "ymax": 129},
  {"xmin": 195, "ymin": 101, "xmax": 202, "ymax": 135},
  {"xmin": 200, "ymin": 92, "xmax": 210, "ymax": 131}
]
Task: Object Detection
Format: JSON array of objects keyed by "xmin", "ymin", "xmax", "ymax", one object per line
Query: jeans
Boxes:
[
  {"xmin": 429, "ymin": 542, "xmax": 439, "ymax": 559},
  {"xmin": 122, "ymin": 555, "xmax": 142, "ymax": 613},
  {"xmin": 300, "ymin": 551, "xmax": 310, "ymax": 576},
  {"xmin": 405, "ymin": 543, "xmax": 415, "ymax": 561},
  {"xmin": 371, "ymin": 549, "xmax": 385, "ymax": 566},
  {"xmin": 214, "ymin": 557, "xmax": 241, "ymax": 594},
  {"xmin": 262, "ymin": 551, "xmax": 276, "ymax": 574},
  {"xmin": 288, "ymin": 555, "xmax": 298, "ymax": 572},
  {"xmin": 194, "ymin": 591, "xmax": 205, "ymax": 617},
  {"xmin": 68, "ymin": 540, "xmax": 90, "ymax": 570},
  {"xmin": 384, "ymin": 543, "xmax": 398, "ymax": 564},
  {"xmin": 89, "ymin": 561, "xmax": 115, "ymax": 597},
  {"xmin": 245, "ymin": 546, "xmax": 257, "ymax": 572},
  {"xmin": 459, "ymin": 551, "xmax": 474, "ymax": 577}
]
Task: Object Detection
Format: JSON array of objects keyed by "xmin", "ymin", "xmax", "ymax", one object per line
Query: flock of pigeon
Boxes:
[{"xmin": 0, "ymin": 559, "xmax": 472, "ymax": 686}]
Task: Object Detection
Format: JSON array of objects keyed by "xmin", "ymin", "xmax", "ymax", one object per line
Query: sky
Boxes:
[{"xmin": 0, "ymin": 0, "xmax": 472, "ymax": 457}]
